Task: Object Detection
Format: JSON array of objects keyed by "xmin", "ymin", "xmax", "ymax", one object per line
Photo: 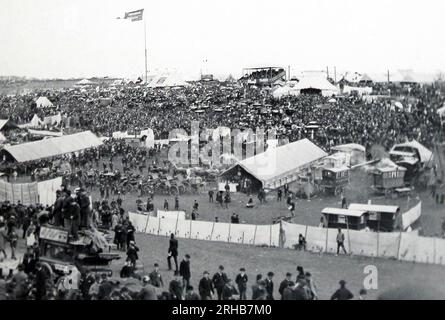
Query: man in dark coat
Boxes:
[
  {"xmin": 22, "ymin": 247, "xmax": 37, "ymax": 275},
  {"xmin": 149, "ymin": 263, "xmax": 164, "ymax": 288},
  {"xmin": 34, "ymin": 262, "xmax": 48, "ymax": 300},
  {"xmin": 265, "ymin": 271, "xmax": 274, "ymax": 300},
  {"xmin": 169, "ymin": 271, "xmax": 183, "ymax": 300},
  {"xmin": 294, "ymin": 280, "xmax": 309, "ymax": 300},
  {"xmin": 221, "ymin": 279, "xmax": 238, "ymax": 300},
  {"xmin": 126, "ymin": 241, "xmax": 139, "ymax": 267},
  {"xmin": 167, "ymin": 234, "xmax": 179, "ymax": 271},
  {"xmin": 198, "ymin": 271, "xmax": 214, "ymax": 300},
  {"xmin": 279, "ymin": 273, "xmax": 293, "ymax": 299},
  {"xmin": 98, "ymin": 273, "xmax": 113, "ymax": 300},
  {"xmin": 212, "ymin": 265, "xmax": 228, "ymax": 300},
  {"xmin": 252, "ymin": 280, "xmax": 267, "ymax": 300},
  {"xmin": 138, "ymin": 276, "xmax": 158, "ymax": 300},
  {"xmin": 331, "ymin": 280, "xmax": 354, "ymax": 300},
  {"xmin": 77, "ymin": 189, "xmax": 91, "ymax": 228},
  {"xmin": 185, "ymin": 285, "xmax": 200, "ymax": 300},
  {"xmin": 179, "ymin": 254, "xmax": 191, "ymax": 291},
  {"xmin": 235, "ymin": 268, "xmax": 248, "ymax": 300},
  {"xmin": 282, "ymin": 281, "xmax": 296, "ymax": 300},
  {"xmin": 63, "ymin": 197, "xmax": 80, "ymax": 241}
]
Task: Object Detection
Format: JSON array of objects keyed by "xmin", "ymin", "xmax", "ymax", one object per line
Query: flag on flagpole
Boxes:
[{"xmin": 118, "ymin": 9, "xmax": 144, "ymax": 22}]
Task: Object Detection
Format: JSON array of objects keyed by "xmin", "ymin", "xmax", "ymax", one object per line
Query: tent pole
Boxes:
[{"xmin": 144, "ymin": 19, "xmax": 148, "ymax": 83}]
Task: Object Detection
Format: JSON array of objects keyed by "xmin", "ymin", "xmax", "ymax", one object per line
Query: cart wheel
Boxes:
[{"xmin": 40, "ymin": 262, "xmax": 54, "ymax": 278}]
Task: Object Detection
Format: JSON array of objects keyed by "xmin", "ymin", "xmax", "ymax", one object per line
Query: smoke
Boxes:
[{"xmin": 369, "ymin": 144, "xmax": 389, "ymax": 160}]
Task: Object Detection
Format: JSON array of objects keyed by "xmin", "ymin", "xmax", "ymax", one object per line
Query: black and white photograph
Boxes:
[{"xmin": 1, "ymin": 0, "xmax": 445, "ymax": 308}]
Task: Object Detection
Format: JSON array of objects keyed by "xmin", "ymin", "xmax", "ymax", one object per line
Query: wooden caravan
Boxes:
[{"xmin": 321, "ymin": 208, "xmax": 368, "ymax": 230}]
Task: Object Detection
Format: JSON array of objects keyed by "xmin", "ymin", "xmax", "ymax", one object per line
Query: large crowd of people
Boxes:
[
  {"xmin": 1, "ymin": 78, "xmax": 445, "ymax": 300},
  {"xmin": 1, "ymin": 80, "xmax": 444, "ymax": 152}
]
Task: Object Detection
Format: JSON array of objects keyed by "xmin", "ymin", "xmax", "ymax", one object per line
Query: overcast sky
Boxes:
[{"xmin": 1, "ymin": 0, "xmax": 444, "ymax": 79}]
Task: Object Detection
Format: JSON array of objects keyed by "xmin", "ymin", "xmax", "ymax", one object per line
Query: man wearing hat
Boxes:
[
  {"xmin": 265, "ymin": 271, "xmax": 275, "ymax": 300},
  {"xmin": 169, "ymin": 271, "xmax": 183, "ymax": 300},
  {"xmin": 138, "ymin": 276, "xmax": 158, "ymax": 300},
  {"xmin": 252, "ymin": 280, "xmax": 267, "ymax": 300},
  {"xmin": 34, "ymin": 262, "xmax": 49, "ymax": 300},
  {"xmin": 53, "ymin": 190, "xmax": 65, "ymax": 227},
  {"xmin": 235, "ymin": 267, "xmax": 248, "ymax": 300},
  {"xmin": 336, "ymin": 228, "xmax": 348, "ymax": 255},
  {"xmin": 221, "ymin": 279, "xmax": 238, "ymax": 300},
  {"xmin": 331, "ymin": 280, "xmax": 354, "ymax": 300},
  {"xmin": 212, "ymin": 265, "xmax": 229, "ymax": 300},
  {"xmin": 149, "ymin": 263, "xmax": 164, "ymax": 288},
  {"xmin": 126, "ymin": 240, "xmax": 139, "ymax": 267},
  {"xmin": 167, "ymin": 233, "xmax": 179, "ymax": 271},
  {"xmin": 179, "ymin": 254, "xmax": 191, "ymax": 292},
  {"xmin": 305, "ymin": 272, "xmax": 318, "ymax": 300},
  {"xmin": 98, "ymin": 273, "xmax": 113, "ymax": 300},
  {"xmin": 294, "ymin": 279, "xmax": 309, "ymax": 300},
  {"xmin": 279, "ymin": 273, "xmax": 293, "ymax": 299},
  {"xmin": 185, "ymin": 285, "xmax": 200, "ymax": 300},
  {"xmin": 199, "ymin": 271, "xmax": 214, "ymax": 300},
  {"xmin": 76, "ymin": 188, "xmax": 91, "ymax": 229},
  {"xmin": 282, "ymin": 281, "xmax": 296, "ymax": 300}
]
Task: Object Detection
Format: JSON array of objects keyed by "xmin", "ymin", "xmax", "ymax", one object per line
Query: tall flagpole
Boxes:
[{"xmin": 144, "ymin": 18, "xmax": 148, "ymax": 83}]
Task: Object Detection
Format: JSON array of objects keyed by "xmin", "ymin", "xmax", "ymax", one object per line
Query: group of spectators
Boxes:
[
  {"xmin": 2, "ymin": 80, "xmax": 444, "ymax": 155},
  {"xmin": 110, "ymin": 233, "xmax": 363, "ymax": 301}
]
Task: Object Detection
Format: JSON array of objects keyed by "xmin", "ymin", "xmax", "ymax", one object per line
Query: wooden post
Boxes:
[
  {"xmin": 228, "ymin": 222, "xmax": 232, "ymax": 243},
  {"xmin": 269, "ymin": 223, "xmax": 273, "ymax": 246},
  {"xmin": 253, "ymin": 225, "xmax": 258, "ymax": 246},
  {"xmin": 376, "ymin": 218, "xmax": 381, "ymax": 257},
  {"xmin": 210, "ymin": 221, "xmax": 215, "ymax": 241},
  {"xmin": 144, "ymin": 214, "xmax": 150, "ymax": 234},
  {"xmin": 174, "ymin": 211, "xmax": 179, "ymax": 236},
  {"xmin": 433, "ymin": 237, "xmax": 437, "ymax": 265},
  {"xmin": 189, "ymin": 217, "xmax": 193, "ymax": 239},
  {"xmin": 325, "ymin": 226, "xmax": 329, "ymax": 253},
  {"xmin": 346, "ymin": 217, "xmax": 351, "ymax": 254},
  {"xmin": 396, "ymin": 229, "xmax": 403, "ymax": 260}
]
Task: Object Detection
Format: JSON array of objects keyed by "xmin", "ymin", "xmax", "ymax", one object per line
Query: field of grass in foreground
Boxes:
[{"xmin": 109, "ymin": 232, "xmax": 445, "ymax": 300}]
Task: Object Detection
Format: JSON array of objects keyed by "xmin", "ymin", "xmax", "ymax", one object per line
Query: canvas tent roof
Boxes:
[
  {"xmin": 147, "ymin": 74, "xmax": 190, "ymax": 88},
  {"xmin": 391, "ymin": 139, "xmax": 433, "ymax": 163},
  {"xmin": 76, "ymin": 79, "xmax": 94, "ymax": 85},
  {"xmin": 0, "ymin": 119, "xmax": 10, "ymax": 131},
  {"xmin": 35, "ymin": 96, "xmax": 54, "ymax": 108},
  {"xmin": 293, "ymin": 76, "xmax": 339, "ymax": 96},
  {"xmin": 359, "ymin": 74, "xmax": 373, "ymax": 82},
  {"xmin": 331, "ymin": 143, "xmax": 366, "ymax": 153},
  {"xmin": 0, "ymin": 119, "xmax": 19, "ymax": 131},
  {"xmin": 223, "ymin": 138, "xmax": 327, "ymax": 188},
  {"xmin": 1, "ymin": 131, "xmax": 103, "ymax": 163}
]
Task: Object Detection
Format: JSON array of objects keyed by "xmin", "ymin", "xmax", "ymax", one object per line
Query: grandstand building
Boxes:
[{"xmin": 239, "ymin": 67, "xmax": 286, "ymax": 87}]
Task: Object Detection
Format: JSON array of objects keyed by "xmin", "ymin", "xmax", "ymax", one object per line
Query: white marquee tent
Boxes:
[{"xmin": 35, "ymin": 96, "xmax": 54, "ymax": 108}]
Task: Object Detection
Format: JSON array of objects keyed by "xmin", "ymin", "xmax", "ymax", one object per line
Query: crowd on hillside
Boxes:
[{"xmin": 1, "ymin": 81, "xmax": 444, "ymax": 154}]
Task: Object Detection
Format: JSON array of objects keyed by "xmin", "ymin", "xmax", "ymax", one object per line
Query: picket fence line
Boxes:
[{"xmin": 129, "ymin": 212, "xmax": 445, "ymax": 266}]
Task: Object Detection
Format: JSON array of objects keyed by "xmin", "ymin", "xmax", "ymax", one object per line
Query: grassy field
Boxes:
[
  {"xmin": 106, "ymin": 232, "xmax": 445, "ymax": 300},
  {"xmin": 3, "ymin": 231, "xmax": 445, "ymax": 300}
]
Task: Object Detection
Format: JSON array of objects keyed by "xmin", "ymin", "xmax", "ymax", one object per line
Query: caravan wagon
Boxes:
[
  {"xmin": 371, "ymin": 166, "xmax": 407, "ymax": 196},
  {"xmin": 318, "ymin": 167, "xmax": 350, "ymax": 195}
]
